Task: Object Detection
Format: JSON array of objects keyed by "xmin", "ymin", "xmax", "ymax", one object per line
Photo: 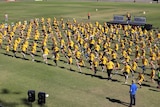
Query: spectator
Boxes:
[{"xmin": 88, "ymin": 12, "xmax": 90, "ymax": 20}]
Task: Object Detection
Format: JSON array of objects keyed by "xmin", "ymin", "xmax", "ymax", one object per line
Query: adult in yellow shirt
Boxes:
[{"xmin": 106, "ymin": 59, "xmax": 115, "ymax": 80}]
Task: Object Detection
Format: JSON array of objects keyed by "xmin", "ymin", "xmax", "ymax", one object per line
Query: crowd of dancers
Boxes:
[{"xmin": 0, "ymin": 17, "xmax": 160, "ymax": 88}]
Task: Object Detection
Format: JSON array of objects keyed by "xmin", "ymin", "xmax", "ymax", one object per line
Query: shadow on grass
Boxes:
[
  {"xmin": 21, "ymin": 98, "xmax": 33, "ymax": 107},
  {"xmin": 58, "ymin": 66, "xmax": 66, "ymax": 69},
  {"xmin": 0, "ymin": 99, "xmax": 19, "ymax": 107},
  {"xmin": 1, "ymin": 88, "xmax": 21, "ymax": 95},
  {"xmin": 2, "ymin": 53, "xmax": 13, "ymax": 57},
  {"xmin": 66, "ymin": 68, "xmax": 76, "ymax": 72},
  {"xmin": 106, "ymin": 97, "xmax": 129, "ymax": 107},
  {"xmin": 142, "ymin": 83, "xmax": 151, "ymax": 88},
  {"xmin": 149, "ymin": 88, "xmax": 160, "ymax": 92},
  {"xmin": 21, "ymin": 98, "xmax": 48, "ymax": 107},
  {"xmin": 1, "ymin": 89, "xmax": 10, "ymax": 94},
  {"xmin": 34, "ymin": 60, "xmax": 43, "ymax": 64}
]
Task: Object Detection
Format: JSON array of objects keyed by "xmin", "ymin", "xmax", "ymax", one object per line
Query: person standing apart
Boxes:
[
  {"xmin": 88, "ymin": 12, "xmax": 90, "ymax": 20},
  {"xmin": 129, "ymin": 80, "xmax": 138, "ymax": 107},
  {"xmin": 5, "ymin": 13, "xmax": 8, "ymax": 22}
]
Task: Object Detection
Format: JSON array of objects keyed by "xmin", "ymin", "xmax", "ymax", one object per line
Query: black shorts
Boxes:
[
  {"xmin": 107, "ymin": 69, "xmax": 113, "ymax": 77},
  {"xmin": 22, "ymin": 51, "xmax": 26, "ymax": 54},
  {"xmin": 111, "ymin": 58, "xmax": 116, "ymax": 62},
  {"xmin": 94, "ymin": 67, "xmax": 97, "ymax": 71},
  {"xmin": 89, "ymin": 60, "xmax": 92, "ymax": 64},
  {"xmin": 100, "ymin": 63, "xmax": 104, "ymax": 66},
  {"xmin": 13, "ymin": 50, "xmax": 16, "ymax": 53},
  {"xmin": 68, "ymin": 46, "xmax": 72, "ymax": 50},
  {"xmin": 90, "ymin": 44, "xmax": 94, "ymax": 49},
  {"xmin": 123, "ymin": 71, "xmax": 128, "ymax": 75}
]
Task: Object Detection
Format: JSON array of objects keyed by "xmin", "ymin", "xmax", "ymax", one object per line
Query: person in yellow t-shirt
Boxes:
[
  {"xmin": 121, "ymin": 63, "xmax": 133, "ymax": 84},
  {"xmin": 106, "ymin": 59, "xmax": 115, "ymax": 80},
  {"xmin": 89, "ymin": 52, "xmax": 95, "ymax": 68},
  {"xmin": 114, "ymin": 43, "xmax": 119, "ymax": 52},
  {"xmin": 150, "ymin": 68, "xmax": 156, "ymax": 83},
  {"xmin": 5, "ymin": 45, "xmax": 9, "ymax": 54},
  {"xmin": 30, "ymin": 42, "xmax": 37, "ymax": 61},
  {"xmin": 131, "ymin": 60, "xmax": 138, "ymax": 77},
  {"xmin": 137, "ymin": 72, "xmax": 145, "ymax": 88},
  {"xmin": 92, "ymin": 59, "xmax": 99, "ymax": 75},
  {"xmin": 114, "ymin": 61, "xmax": 120, "ymax": 74},
  {"xmin": 94, "ymin": 43, "xmax": 100, "ymax": 57},
  {"xmin": 124, "ymin": 55, "xmax": 131, "ymax": 64},
  {"xmin": 111, "ymin": 51, "xmax": 117, "ymax": 63},
  {"xmin": 75, "ymin": 50, "xmax": 81, "ymax": 61},
  {"xmin": 42, "ymin": 47, "xmax": 49, "ymax": 64},
  {"xmin": 68, "ymin": 39, "xmax": 74, "ymax": 50},
  {"xmin": 101, "ymin": 55, "xmax": 108, "ymax": 72},
  {"xmin": 149, "ymin": 51, "xmax": 156, "ymax": 69},
  {"xmin": 68, "ymin": 56, "xmax": 73, "ymax": 70},
  {"xmin": 13, "ymin": 39, "xmax": 19, "ymax": 57},
  {"xmin": 21, "ymin": 43, "xmax": 28, "ymax": 59},
  {"xmin": 77, "ymin": 58, "xmax": 85, "ymax": 73},
  {"xmin": 141, "ymin": 57, "xmax": 148, "ymax": 74},
  {"xmin": 52, "ymin": 45, "xmax": 59, "ymax": 59},
  {"xmin": 89, "ymin": 37, "xmax": 95, "ymax": 50},
  {"xmin": 54, "ymin": 53, "xmax": 60, "ymax": 66}
]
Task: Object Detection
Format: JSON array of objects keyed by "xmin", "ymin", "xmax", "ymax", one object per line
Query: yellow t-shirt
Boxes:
[
  {"xmin": 106, "ymin": 61, "xmax": 114, "ymax": 69},
  {"xmin": 124, "ymin": 65, "xmax": 131, "ymax": 73}
]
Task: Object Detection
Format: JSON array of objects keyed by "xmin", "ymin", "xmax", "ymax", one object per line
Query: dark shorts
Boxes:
[
  {"xmin": 100, "ymin": 63, "xmax": 104, "ymax": 66},
  {"xmin": 90, "ymin": 44, "xmax": 94, "ymax": 49},
  {"xmin": 107, "ymin": 69, "xmax": 113, "ymax": 77},
  {"xmin": 94, "ymin": 67, "xmax": 97, "ymax": 72},
  {"xmin": 13, "ymin": 50, "xmax": 16, "ymax": 53},
  {"xmin": 123, "ymin": 71, "xmax": 129, "ymax": 75},
  {"xmin": 89, "ymin": 60, "xmax": 92, "ymax": 64},
  {"xmin": 142, "ymin": 65, "xmax": 146, "ymax": 71}
]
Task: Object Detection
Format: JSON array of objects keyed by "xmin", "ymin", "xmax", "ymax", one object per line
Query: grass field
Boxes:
[{"xmin": 0, "ymin": 1, "xmax": 160, "ymax": 107}]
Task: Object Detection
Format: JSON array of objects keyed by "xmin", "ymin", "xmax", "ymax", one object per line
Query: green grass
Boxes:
[
  {"xmin": 0, "ymin": 1, "xmax": 160, "ymax": 27},
  {"xmin": 0, "ymin": 1, "xmax": 160, "ymax": 107}
]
